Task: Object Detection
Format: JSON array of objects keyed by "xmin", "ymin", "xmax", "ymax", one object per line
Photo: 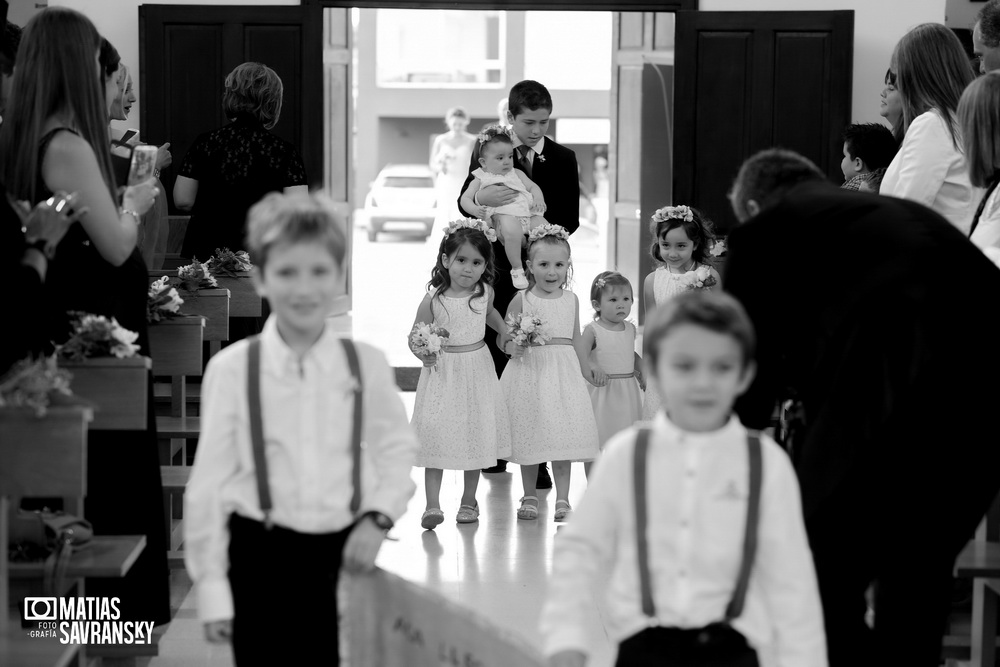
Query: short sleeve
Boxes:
[{"xmin": 178, "ymin": 134, "xmax": 211, "ymax": 180}]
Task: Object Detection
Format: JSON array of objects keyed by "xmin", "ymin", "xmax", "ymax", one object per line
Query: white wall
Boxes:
[
  {"xmin": 945, "ymin": 0, "xmax": 985, "ymax": 28},
  {"xmin": 700, "ymin": 0, "xmax": 947, "ymax": 124},
  {"xmin": 51, "ymin": 0, "xmax": 299, "ymax": 138}
]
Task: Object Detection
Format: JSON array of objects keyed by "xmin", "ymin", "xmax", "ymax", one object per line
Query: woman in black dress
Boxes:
[{"xmin": 0, "ymin": 8, "xmax": 169, "ymax": 625}]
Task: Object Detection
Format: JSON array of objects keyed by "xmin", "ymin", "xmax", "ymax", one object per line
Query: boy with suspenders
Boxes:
[
  {"xmin": 541, "ymin": 291, "xmax": 826, "ymax": 666},
  {"xmin": 184, "ymin": 193, "xmax": 418, "ymax": 665}
]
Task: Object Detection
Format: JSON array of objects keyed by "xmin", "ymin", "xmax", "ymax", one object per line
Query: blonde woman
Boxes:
[
  {"xmin": 958, "ymin": 71, "xmax": 1000, "ymax": 251},
  {"xmin": 880, "ymin": 23, "xmax": 981, "ymax": 234}
]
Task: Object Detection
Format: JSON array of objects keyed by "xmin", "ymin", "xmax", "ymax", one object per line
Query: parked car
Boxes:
[{"xmin": 364, "ymin": 164, "xmax": 437, "ymax": 241}]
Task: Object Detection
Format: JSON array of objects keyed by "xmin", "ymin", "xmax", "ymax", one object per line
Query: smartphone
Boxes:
[
  {"xmin": 120, "ymin": 128, "xmax": 138, "ymax": 144},
  {"xmin": 127, "ymin": 145, "xmax": 158, "ymax": 185}
]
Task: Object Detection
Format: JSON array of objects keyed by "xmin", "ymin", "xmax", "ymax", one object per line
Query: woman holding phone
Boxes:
[{"xmin": 0, "ymin": 7, "xmax": 170, "ymax": 625}]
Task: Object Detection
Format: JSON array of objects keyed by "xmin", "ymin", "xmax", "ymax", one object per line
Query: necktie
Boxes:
[{"xmin": 517, "ymin": 145, "xmax": 533, "ymax": 178}]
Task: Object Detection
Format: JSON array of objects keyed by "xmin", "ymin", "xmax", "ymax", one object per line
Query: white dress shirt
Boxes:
[
  {"xmin": 184, "ymin": 316, "xmax": 418, "ymax": 622},
  {"xmin": 513, "ymin": 134, "xmax": 546, "ymax": 167},
  {"xmin": 540, "ymin": 413, "xmax": 827, "ymax": 667},
  {"xmin": 881, "ymin": 108, "xmax": 983, "ymax": 234},
  {"xmin": 971, "ymin": 184, "xmax": 1000, "ymax": 252}
]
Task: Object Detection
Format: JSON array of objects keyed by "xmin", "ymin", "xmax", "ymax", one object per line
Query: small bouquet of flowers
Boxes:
[
  {"xmin": 0, "ymin": 355, "xmax": 73, "ymax": 417},
  {"xmin": 409, "ymin": 322, "xmax": 451, "ymax": 372},
  {"xmin": 146, "ymin": 276, "xmax": 185, "ymax": 323},
  {"xmin": 58, "ymin": 312, "xmax": 140, "ymax": 361},
  {"xmin": 205, "ymin": 247, "xmax": 253, "ymax": 278},
  {"xmin": 709, "ymin": 238, "xmax": 727, "ymax": 258},
  {"xmin": 505, "ymin": 310, "xmax": 551, "ymax": 356},
  {"xmin": 678, "ymin": 265, "xmax": 717, "ymax": 291},
  {"xmin": 176, "ymin": 258, "xmax": 218, "ymax": 292}
]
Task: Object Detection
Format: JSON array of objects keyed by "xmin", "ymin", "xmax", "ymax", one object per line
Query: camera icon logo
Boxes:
[{"xmin": 23, "ymin": 597, "xmax": 58, "ymax": 621}]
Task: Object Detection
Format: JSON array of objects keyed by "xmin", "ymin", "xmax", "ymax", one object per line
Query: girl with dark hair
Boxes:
[
  {"xmin": 881, "ymin": 23, "xmax": 981, "ymax": 233},
  {"xmin": 0, "ymin": 6, "xmax": 169, "ymax": 625},
  {"xmin": 641, "ymin": 204, "xmax": 720, "ymax": 420},
  {"xmin": 409, "ymin": 219, "xmax": 512, "ymax": 529}
]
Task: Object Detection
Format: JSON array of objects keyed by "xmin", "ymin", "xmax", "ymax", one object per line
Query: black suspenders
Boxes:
[
  {"xmin": 247, "ymin": 336, "xmax": 364, "ymax": 529},
  {"xmin": 633, "ymin": 427, "xmax": 763, "ymax": 622}
]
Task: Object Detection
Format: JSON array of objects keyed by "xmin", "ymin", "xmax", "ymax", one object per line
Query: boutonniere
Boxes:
[{"xmin": 536, "ymin": 153, "xmax": 546, "ymax": 163}]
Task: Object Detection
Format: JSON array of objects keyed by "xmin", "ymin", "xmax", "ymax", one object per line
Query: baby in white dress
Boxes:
[{"xmin": 461, "ymin": 124, "xmax": 548, "ymax": 289}]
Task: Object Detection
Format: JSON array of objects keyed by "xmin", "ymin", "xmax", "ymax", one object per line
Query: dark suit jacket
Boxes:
[
  {"xmin": 723, "ymin": 180, "xmax": 1000, "ymax": 551},
  {"xmin": 458, "ymin": 136, "xmax": 580, "ymax": 376}
]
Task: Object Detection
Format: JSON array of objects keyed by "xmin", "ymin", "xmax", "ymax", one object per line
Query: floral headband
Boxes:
[
  {"xmin": 443, "ymin": 218, "xmax": 498, "ymax": 243},
  {"xmin": 528, "ymin": 223, "xmax": 570, "ymax": 244},
  {"xmin": 477, "ymin": 124, "xmax": 514, "ymax": 145},
  {"xmin": 595, "ymin": 277, "xmax": 606, "ymax": 289},
  {"xmin": 651, "ymin": 205, "xmax": 694, "ymax": 223}
]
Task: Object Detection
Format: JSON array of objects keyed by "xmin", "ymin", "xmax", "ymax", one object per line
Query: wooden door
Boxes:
[
  {"xmin": 672, "ymin": 10, "xmax": 854, "ymax": 236},
  {"xmin": 140, "ymin": 4, "xmax": 324, "ymax": 202}
]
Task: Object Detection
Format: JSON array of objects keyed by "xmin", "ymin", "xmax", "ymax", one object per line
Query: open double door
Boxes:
[{"xmin": 140, "ymin": 5, "xmax": 852, "ymax": 317}]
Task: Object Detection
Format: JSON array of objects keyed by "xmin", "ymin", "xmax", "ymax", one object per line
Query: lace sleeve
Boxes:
[{"xmin": 178, "ymin": 135, "xmax": 210, "ymax": 180}]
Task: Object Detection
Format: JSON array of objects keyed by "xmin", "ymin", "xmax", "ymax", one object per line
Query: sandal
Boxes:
[
  {"xmin": 517, "ymin": 496, "xmax": 539, "ymax": 520},
  {"xmin": 456, "ymin": 503, "xmax": 480, "ymax": 524},
  {"xmin": 420, "ymin": 508, "xmax": 445, "ymax": 530},
  {"xmin": 554, "ymin": 500, "xmax": 572, "ymax": 523}
]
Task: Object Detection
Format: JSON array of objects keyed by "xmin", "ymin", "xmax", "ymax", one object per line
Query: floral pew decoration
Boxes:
[
  {"xmin": 164, "ymin": 258, "xmax": 229, "ymax": 345},
  {"xmin": 54, "ymin": 313, "xmax": 149, "ymax": 430},
  {"xmin": 146, "ymin": 276, "xmax": 206, "ymax": 419},
  {"xmin": 204, "ymin": 247, "xmax": 261, "ymax": 318}
]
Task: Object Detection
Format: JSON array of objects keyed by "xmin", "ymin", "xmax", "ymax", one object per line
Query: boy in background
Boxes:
[{"xmin": 840, "ymin": 123, "xmax": 898, "ymax": 193}]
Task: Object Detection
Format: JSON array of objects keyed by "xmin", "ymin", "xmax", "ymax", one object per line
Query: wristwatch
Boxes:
[{"xmin": 361, "ymin": 511, "xmax": 393, "ymax": 532}]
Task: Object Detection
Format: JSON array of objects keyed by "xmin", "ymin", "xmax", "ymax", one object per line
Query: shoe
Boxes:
[
  {"xmin": 511, "ymin": 268, "xmax": 529, "ymax": 289},
  {"xmin": 456, "ymin": 503, "xmax": 479, "ymax": 524},
  {"xmin": 420, "ymin": 508, "xmax": 445, "ymax": 530},
  {"xmin": 482, "ymin": 460, "xmax": 508, "ymax": 474},
  {"xmin": 554, "ymin": 499, "xmax": 572, "ymax": 522},
  {"xmin": 536, "ymin": 463, "xmax": 553, "ymax": 489},
  {"xmin": 517, "ymin": 496, "xmax": 539, "ymax": 520}
]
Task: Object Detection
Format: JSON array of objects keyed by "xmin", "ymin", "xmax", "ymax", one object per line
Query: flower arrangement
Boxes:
[
  {"xmin": 535, "ymin": 152, "xmax": 546, "ymax": 163},
  {"xmin": 58, "ymin": 312, "xmax": 140, "ymax": 361},
  {"xmin": 409, "ymin": 322, "xmax": 451, "ymax": 372},
  {"xmin": 709, "ymin": 238, "xmax": 727, "ymax": 258},
  {"xmin": 147, "ymin": 276, "xmax": 185, "ymax": 323},
  {"xmin": 176, "ymin": 258, "xmax": 218, "ymax": 292},
  {"xmin": 0, "ymin": 355, "xmax": 73, "ymax": 417},
  {"xmin": 527, "ymin": 223, "xmax": 570, "ymax": 244},
  {"xmin": 506, "ymin": 310, "xmax": 551, "ymax": 353},
  {"xmin": 205, "ymin": 247, "xmax": 253, "ymax": 278},
  {"xmin": 443, "ymin": 218, "xmax": 497, "ymax": 243},
  {"xmin": 678, "ymin": 265, "xmax": 718, "ymax": 291},
  {"xmin": 477, "ymin": 124, "xmax": 514, "ymax": 145},
  {"xmin": 651, "ymin": 205, "xmax": 694, "ymax": 223}
]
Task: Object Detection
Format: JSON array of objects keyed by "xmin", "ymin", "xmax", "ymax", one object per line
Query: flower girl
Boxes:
[
  {"xmin": 500, "ymin": 224, "xmax": 599, "ymax": 522},
  {"xmin": 581, "ymin": 271, "xmax": 644, "ymax": 475},
  {"xmin": 410, "ymin": 219, "xmax": 512, "ymax": 529},
  {"xmin": 642, "ymin": 205, "xmax": 721, "ymax": 419}
]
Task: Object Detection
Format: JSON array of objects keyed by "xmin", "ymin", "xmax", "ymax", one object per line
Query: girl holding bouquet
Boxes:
[
  {"xmin": 500, "ymin": 224, "xmax": 600, "ymax": 522},
  {"xmin": 409, "ymin": 220, "xmax": 513, "ymax": 529},
  {"xmin": 642, "ymin": 205, "xmax": 721, "ymax": 419}
]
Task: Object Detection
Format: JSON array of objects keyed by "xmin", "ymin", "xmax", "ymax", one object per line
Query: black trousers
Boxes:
[
  {"xmin": 228, "ymin": 514, "xmax": 351, "ymax": 666},
  {"xmin": 615, "ymin": 625, "xmax": 759, "ymax": 667}
]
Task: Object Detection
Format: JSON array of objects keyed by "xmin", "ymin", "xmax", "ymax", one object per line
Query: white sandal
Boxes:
[
  {"xmin": 554, "ymin": 500, "xmax": 572, "ymax": 523},
  {"xmin": 517, "ymin": 496, "xmax": 539, "ymax": 520}
]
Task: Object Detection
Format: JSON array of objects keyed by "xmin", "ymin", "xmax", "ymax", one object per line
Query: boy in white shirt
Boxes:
[
  {"xmin": 541, "ymin": 291, "xmax": 826, "ymax": 667},
  {"xmin": 184, "ymin": 192, "xmax": 418, "ymax": 665}
]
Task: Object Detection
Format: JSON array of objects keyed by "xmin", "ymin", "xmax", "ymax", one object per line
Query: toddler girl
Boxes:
[
  {"xmin": 500, "ymin": 223, "xmax": 599, "ymax": 522},
  {"xmin": 582, "ymin": 271, "xmax": 644, "ymax": 476},
  {"xmin": 410, "ymin": 219, "xmax": 512, "ymax": 529},
  {"xmin": 460, "ymin": 123, "xmax": 548, "ymax": 290},
  {"xmin": 642, "ymin": 205, "xmax": 721, "ymax": 420}
]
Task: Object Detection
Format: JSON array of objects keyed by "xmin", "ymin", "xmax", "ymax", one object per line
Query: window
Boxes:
[
  {"xmin": 524, "ymin": 12, "xmax": 612, "ymax": 91},
  {"xmin": 376, "ymin": 9, "xmax": 505, "ymax": 87}
]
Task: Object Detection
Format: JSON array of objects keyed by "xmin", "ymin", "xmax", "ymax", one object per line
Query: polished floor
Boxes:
[{"xmin": 144, "ymin": 393, "xmax": 614, "ymax": 667}]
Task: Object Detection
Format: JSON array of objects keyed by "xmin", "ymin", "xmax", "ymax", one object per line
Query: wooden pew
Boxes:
[
  {"xmin": 148, "ymin": 274, "xmax": 230, "ymax": 358},
  {"xmin": 0, "ymin": 404, "xmax": 149, "ymax": 663},
  {"xmin": 58, "ymin": 357, "xmax": 151, "ymax": 431},
  {"xmin": 159, "ymin": 467, "xmax": 191, "ymax": 569},
  {"xmin": 148, "ymin": 316, "xmax": 205, "ymax": 465},
  {"xmin": 952, "ymin": 492, "xmax": 1000, "ymax": 666}
]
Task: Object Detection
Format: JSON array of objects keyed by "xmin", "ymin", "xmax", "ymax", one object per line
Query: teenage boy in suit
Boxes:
[{"xmin": 459, "ymin": 79, "xmax": 580, "ymax": 480}]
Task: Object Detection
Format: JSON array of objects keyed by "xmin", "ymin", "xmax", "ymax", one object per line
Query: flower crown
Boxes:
[
  {"xmin": 477, "ymin": 124, "xmax": 514, "ymax": 145},
  {"xmin": 443, "ymin": 218, "xmax": 497, "ymax": 243},
  {"xmin": 528, "ymin": 223, "xmax": 570, "ymax": 244},
  {"xmin": 651, "ymin": 205, "xmax": 694, "ymax": 223}
]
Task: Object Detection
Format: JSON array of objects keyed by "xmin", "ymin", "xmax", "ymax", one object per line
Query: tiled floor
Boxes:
[{"xmin": 145, "ymin": 392, "xmax": 614, "ymax": 667}]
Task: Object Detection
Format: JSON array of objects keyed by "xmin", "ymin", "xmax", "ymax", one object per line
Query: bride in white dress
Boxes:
[{"xmin": 430, "ymin": 107, "xmax": 476, "ymax": 223}]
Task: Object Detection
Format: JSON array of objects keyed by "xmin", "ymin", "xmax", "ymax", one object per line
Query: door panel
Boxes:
[{"xmin": 673, "ymin": 10, "xmax": 854, "ymax": 235}]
